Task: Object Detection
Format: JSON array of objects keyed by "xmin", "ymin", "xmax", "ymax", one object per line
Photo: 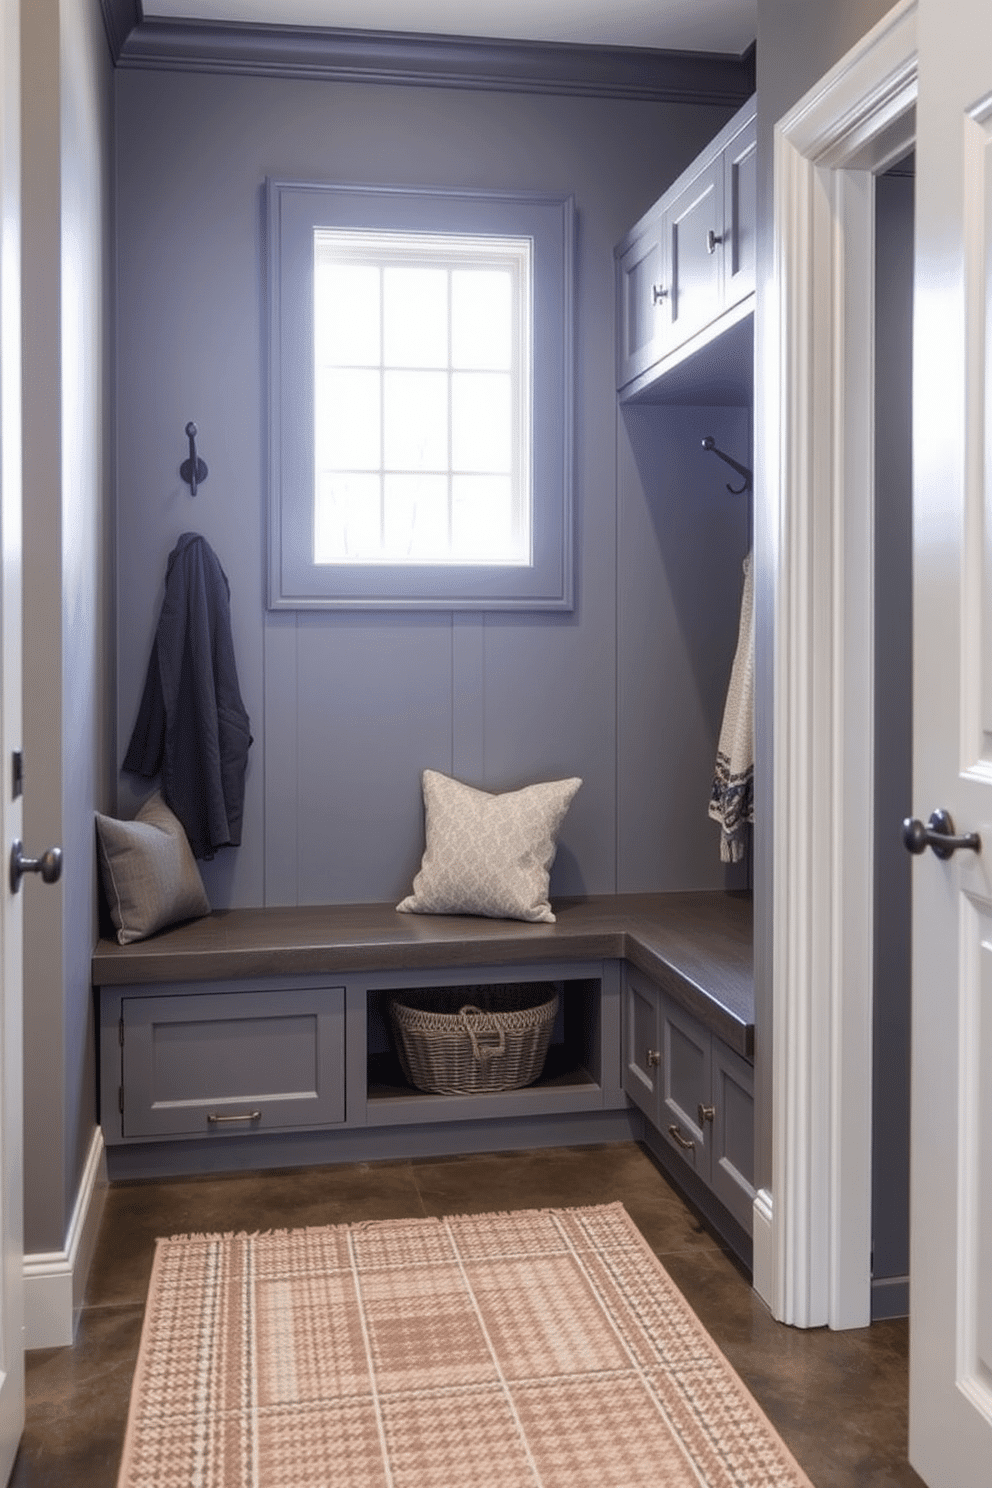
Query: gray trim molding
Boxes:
[
  {"xmin": 99, "ymin": 0, "xmax": 141, "ymax": 63},
  {"xmin": 101, "ymin": 6, "xmax": 755, "ymax": 103}
]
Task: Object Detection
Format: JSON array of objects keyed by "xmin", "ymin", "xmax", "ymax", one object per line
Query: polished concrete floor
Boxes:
[{"xmin": 12, "ymin": 1142, "xmax": 924, "ymax": 1487}]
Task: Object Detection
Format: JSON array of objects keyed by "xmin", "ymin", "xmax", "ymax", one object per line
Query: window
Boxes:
[{"xmin": 267, "ymin": 181, "xmax": 574, "ymax": 609}]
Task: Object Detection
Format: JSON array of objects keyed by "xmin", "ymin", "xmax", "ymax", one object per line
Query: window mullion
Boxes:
[
  {"xmin": 378, "ymin": 262, "xmax": 386, "ymax": 552},
  {"xmin": 447, "ymin": 264, "xmax": 454, "ymax": 558}
]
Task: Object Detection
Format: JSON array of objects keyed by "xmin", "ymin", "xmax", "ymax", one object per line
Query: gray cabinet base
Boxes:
[
  {"xmin": 640, "ymin": 1119, "xmax": 753, "ymax": 1273},
  {"xmin": 102, "ymin": 1107, "xmax": 642, "ymax": 1182}
]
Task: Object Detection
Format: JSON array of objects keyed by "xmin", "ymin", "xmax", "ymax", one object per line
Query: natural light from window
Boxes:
[{"xmin": 313, "ymin": 228, "xmax": 532, "ymax": 566}]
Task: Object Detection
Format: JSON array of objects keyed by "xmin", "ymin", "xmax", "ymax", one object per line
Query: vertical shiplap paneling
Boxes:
[
  {"xmin": 115, "ymin": 66, "xmax": 744, "ymax": 907},
  {"xmin": 451, "ymin": 613, "xmax": 486, "ymax": 783},
  {"xmin": 294, "ymin": 612, "xmax": 454, "ymax": 904},
  {"xmin": 617, "ymin": 402, "xmax": 752, "ymax": 891},
  {"xmin": 263, "ymin": 611, "xmax": 299, "ymax": 906},
  {"xmin": 115, "ymin": 78, "xmax": 268, "ymax": 907}
]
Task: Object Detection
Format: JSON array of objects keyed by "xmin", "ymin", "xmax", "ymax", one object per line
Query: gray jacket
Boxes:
[{"xmin": 124, "ymin": 532, "xmax": 252, "ymax": 859}]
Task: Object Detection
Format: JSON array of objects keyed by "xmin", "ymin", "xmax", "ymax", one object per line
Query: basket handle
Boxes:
[{"xmin": 458, "ymin": 1005, "xmax": 506, "ymax": 1063}]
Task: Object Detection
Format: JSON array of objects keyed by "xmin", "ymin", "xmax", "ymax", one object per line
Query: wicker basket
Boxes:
[{"xmin": 389, "ymin": 983, "xmax": 559, "ymax": 1095}]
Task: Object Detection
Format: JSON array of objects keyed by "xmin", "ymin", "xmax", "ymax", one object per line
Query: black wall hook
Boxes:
[
  {"xmin": 180, "ymin": 421, "xmax": 208, "ymax": 497},
  {"xmin": 702, "ymin": 435, "xmax": 752, "ymax": 494}
]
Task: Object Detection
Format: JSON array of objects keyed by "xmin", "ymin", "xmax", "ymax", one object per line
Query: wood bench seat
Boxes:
[{"xmin": 92, "ymin": 890, "xmax": 754, "ymax": 1057}]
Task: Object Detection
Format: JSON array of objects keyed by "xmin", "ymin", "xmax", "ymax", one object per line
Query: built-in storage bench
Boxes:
[{"xmin": 93, "ymin": 892, "xmax": 753, "ymax": 1255}]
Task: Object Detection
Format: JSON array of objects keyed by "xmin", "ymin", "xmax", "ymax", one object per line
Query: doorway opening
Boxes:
[{"xmin": 871, "ymin": 150, "xmax": 914, "ymax": 1321}]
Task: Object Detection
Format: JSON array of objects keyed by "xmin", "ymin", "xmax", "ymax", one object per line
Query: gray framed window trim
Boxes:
[{"xmin": 267, "ymin": 179, "xmax": 575, "ymax": 611}]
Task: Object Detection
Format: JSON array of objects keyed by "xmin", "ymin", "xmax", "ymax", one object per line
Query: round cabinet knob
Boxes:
[{"xmin": 10, "ymin": 840, "xmax": 62, "ymax": 894}]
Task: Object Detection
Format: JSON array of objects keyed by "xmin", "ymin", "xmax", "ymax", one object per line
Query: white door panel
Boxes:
[
  {"xmin": 910, "ymin": 0, "xmax": 992, "ymax": 1479},
  {"xmin": 0, "ymin": 0, "xmax": 23, "ymax": 1475}
]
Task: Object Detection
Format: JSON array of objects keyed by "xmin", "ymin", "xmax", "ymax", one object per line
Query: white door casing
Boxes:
[
  {"xmin": 763, "ymin": 0, "xmax": 917, "ymax": 1331},
  {"xmin": 907, "ymin": 0, "xmax": 992, "ymax": 1478},
  {"xmin": 770, "ymin": 0, "xmax": 992, "ymax": 1476},
  {"xmin": 0, "ymin": 0, "xmax": 24, "ymax": 1474}
]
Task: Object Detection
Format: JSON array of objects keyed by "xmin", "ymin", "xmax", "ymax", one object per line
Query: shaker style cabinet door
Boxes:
[
  {"xmin": 666, "ymin": 158, "xmax": 724, "ymax": 350},
  {"xmin": 623, "ymin": 965, "xmax": 664, "ymax": 1124},
  {"xmin": 709, "ymin": 1037, "xmax": 756, "ymax": 1232},
  {"xmin": 658, "ymin": 991, "xmax": 712, "ymax": 1176},
  {"xmin": 723, "ymin": 113, "xmax": 757, "ymax": 308},
  {"xmin": 616, "ymin": 209, "xmax": 669, "ymax": 391}
]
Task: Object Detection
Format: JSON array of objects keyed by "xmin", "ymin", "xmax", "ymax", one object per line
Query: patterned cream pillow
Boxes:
[{"xmin": 397, "ymin": 769, "xmax": 582, "ymax": 923}]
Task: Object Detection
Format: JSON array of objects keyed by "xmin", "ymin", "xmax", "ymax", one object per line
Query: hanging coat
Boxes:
[{"xmin": 123, "ymin": 532, "xmax": 252, "ymax": 859}]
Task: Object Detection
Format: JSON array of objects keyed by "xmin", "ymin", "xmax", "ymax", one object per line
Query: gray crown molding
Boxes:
[
  {"xmin": 102, "ymin": 7, "xmax": 755, "ymax": 104},
  {"xmin": 99, "ymin": 0, "xmax": 142, "ymax": 62}
]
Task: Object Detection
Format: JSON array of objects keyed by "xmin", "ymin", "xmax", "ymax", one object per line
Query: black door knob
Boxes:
[
  {"xmin": 9, "ymin": 840, "xmax": 62, "ymax": 893},
  {"xmin": 902, "ymin": 810, "xmax": 980, "ymax": 861}
]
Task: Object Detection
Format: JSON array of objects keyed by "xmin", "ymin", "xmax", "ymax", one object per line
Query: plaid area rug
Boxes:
[{"xmin": 117, "ymin": 1202, "xmax": 813, "ymax": 1488}]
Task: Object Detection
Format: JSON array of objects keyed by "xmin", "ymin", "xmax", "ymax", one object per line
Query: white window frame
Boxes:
[{"xmin": 267, "ymin": 180, "xmax": 574, "ymax": 610}]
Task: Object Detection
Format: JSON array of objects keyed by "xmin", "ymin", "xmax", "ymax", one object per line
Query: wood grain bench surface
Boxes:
[{"xmin": 92, "ymin": 891, "xmax": 754, "ymax": 1057}]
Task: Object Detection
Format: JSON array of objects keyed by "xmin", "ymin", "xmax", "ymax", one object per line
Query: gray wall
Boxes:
[
  {"xmin": 114, "ymin": 69, "xmax": 751, "ymax": 909},
  {"xmin": 751, "ymin": 0, "xmax": 898, "ymax": 1200},
  {"xmin": 22, "ymin": 0, "xmax": 115, "ymax": 1254},
  {"xmin": 872, "ymin": 163, "xmax": 913, "ymax": 1310}
]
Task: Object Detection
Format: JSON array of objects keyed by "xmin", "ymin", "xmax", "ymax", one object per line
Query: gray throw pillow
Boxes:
[
  {"xmin": 397, "ymin": 769, "xmax": 582, "ymax": 924},
  {"xmin": 96, "ymin": 792, "xmax": 211, "ymax": 944}
]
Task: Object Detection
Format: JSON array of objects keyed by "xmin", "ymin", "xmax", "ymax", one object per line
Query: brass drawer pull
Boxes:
[
  {"xmin": 668, "ymin": 1124, "xmax": 695, "ymax": 1152},
  {"xmin": 207, "ymin": 1109, "xmax": 261, "ymax": 1125}
]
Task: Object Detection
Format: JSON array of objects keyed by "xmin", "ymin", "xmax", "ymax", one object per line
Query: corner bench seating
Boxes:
[
  {"xmin": 93, "ymin": 890, "xmax": 754, "ymax": 1054},
  {"xmin": 93, "ymin": 892, "xmax": 755, "ymax": 1257}
]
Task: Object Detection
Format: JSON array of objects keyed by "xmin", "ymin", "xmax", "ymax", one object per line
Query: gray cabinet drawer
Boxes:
[{"xmin": 121, "ymin": 987, "xmax": 345, "ymax": 1138}]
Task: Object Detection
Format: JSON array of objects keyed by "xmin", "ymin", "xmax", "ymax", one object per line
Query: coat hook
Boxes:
[
  {"xmin": 701, "ymin": 435, "xmax": 752, "ymax": 495},
  {"xmin": 180, "ymin": 421, "xmax": 208, "ymax": 497}
]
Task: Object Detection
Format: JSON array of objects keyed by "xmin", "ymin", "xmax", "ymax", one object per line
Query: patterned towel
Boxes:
[{"xmin": 709, "ymin": 551, "xmax": 754, "ymax": 863}]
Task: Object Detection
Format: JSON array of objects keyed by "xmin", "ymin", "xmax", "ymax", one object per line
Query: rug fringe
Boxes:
[{"xmin": 153, "ymin": 1201, "xmax": 630, "ymax": 1247}]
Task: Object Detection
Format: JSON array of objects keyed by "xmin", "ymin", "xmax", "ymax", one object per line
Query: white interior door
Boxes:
[
  {"xmin": 909, "ymin": 0, "xmax": 992, "ymax": 1481},
  {"xmin": 0, "ymin": 0, "xmax": 24, "ymax": 1477}
]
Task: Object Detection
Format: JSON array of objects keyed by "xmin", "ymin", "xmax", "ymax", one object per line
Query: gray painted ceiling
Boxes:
[{"xmin": 139, "ymin": 0, "xmax": 758, "ymax": 54}]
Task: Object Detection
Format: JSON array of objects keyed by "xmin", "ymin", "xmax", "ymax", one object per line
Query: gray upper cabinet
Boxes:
[{"xmin": 615, "ymin": 96, "xmax": 756, "ymax": 400}]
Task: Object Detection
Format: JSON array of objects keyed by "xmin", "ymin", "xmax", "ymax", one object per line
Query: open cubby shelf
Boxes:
[{"xmin": 364, "ymin": 976, "xmax": 604, "ymax": 1123}]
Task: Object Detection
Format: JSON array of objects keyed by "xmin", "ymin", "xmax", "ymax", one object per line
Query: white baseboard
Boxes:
[
  {"xmin": 752, "ymin": 1187, "xmax": 775, "ymax": 1313},
  {"xmin": 23, "ymin": 1126, "xmax": 107, "ymax": 1350}
]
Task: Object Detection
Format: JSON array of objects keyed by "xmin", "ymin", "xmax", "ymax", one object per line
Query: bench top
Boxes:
[{"xmin": 92, "ymin": 891, "xmax": 754, "ymax": 1057}]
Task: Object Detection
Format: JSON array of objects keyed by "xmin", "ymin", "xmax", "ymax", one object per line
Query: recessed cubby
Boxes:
[{"xmin": 362, "ymin": 970, "xmax": 607, "ymax": 1127}]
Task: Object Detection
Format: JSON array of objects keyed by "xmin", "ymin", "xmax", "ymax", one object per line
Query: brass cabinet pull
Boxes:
[
  {"xmin": 652, "ymin": 283, "xmax": 669, "ymax": 304},
  {"xmin": 698, "ymin": 1103, "xmax": 716, "ymax": 1124},
  {"xmin": 646, "ymin": 1048, "xmax": 661, "ymax": 1068},
  {"xmin": 207, "ymin": 1110, "xmax": 261, "ymax": 1125},
  {"xmin": 668, "ymin": 1124, "xmax": 695, "ymax": 1152}
]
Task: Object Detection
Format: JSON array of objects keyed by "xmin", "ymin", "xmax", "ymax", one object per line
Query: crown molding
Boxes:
[
  {"xmin": 101, "ymin": 7, "xmax": 754, "ymax": 104},
  {"xmin": 99, "ymin": 0, "xmax": 142, "ymax": 62}
]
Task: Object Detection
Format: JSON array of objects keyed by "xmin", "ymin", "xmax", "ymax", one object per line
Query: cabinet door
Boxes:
[
  {"xmin": 623, "ymin": 967, "xmax": 662, "ymax": 1124},
  {"xmin": 616, "ymin": 213, "xmax": 669, "ymax": 389},
  {"xmin": 121, "ymin": 987, "xmax": 346, "ymax": 1137},
  {"xmin": 659, "ymin": 993, "xmax": 711, "ymax": 1174},
  {"xmin": 667, "ymin": 158, "xmax": 724, "ymax": 350},
  {"xmin": 724, "ymin": 114, "xmax": 757, "ymax": 308},
  {"xmin": 709, "ymin": 1038, "xmax": 756, "ymax": 1232}
]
